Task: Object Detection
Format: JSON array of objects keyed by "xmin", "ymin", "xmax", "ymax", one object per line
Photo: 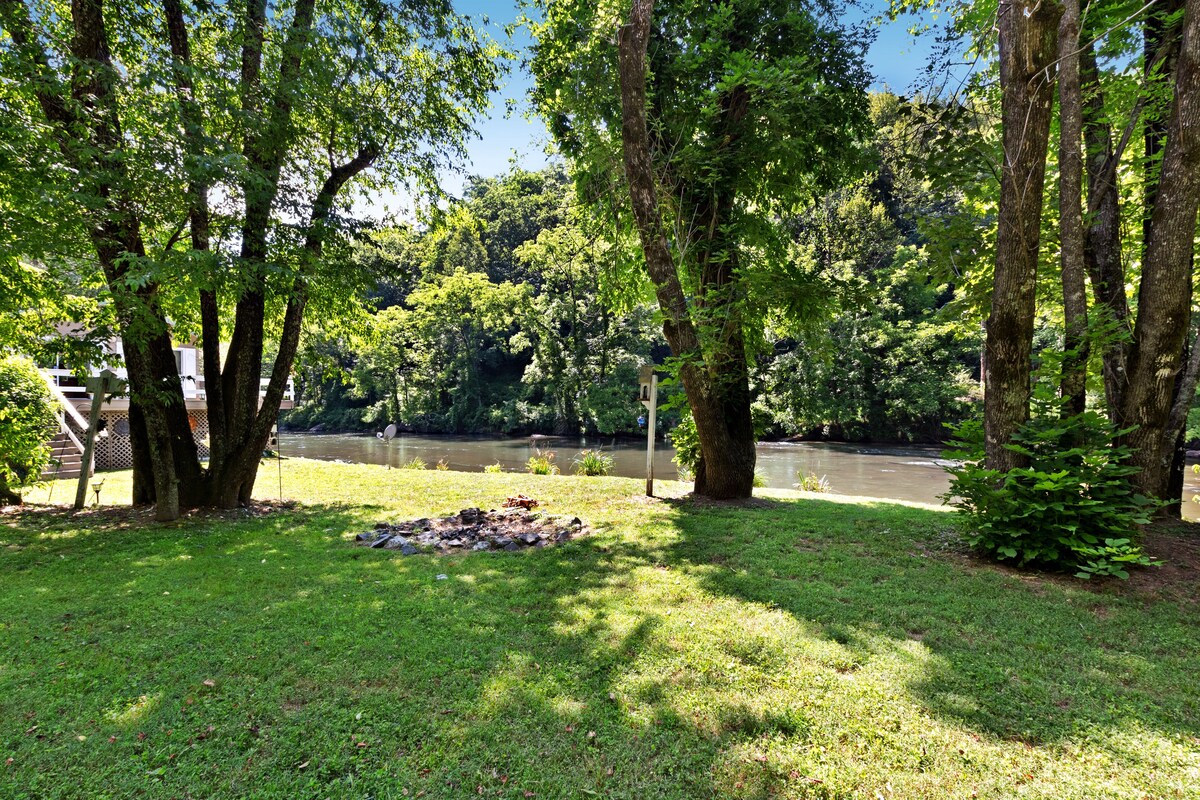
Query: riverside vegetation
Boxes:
[{"xmin": 3, "ymin": 460, "xmax": 1197, "ymax": 799}]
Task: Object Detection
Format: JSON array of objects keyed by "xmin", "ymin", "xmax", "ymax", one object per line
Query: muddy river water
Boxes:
[{"xmin": 277, "ymin": 432, "xmax": 1200, "ymax": 520}]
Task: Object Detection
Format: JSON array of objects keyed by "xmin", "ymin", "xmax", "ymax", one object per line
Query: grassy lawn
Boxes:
[{"xmin": 2, "ymin": 459, "xmax": 1198, "ymax": 799}]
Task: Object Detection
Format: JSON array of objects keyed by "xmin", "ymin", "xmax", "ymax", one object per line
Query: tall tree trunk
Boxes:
[
  {"xmin": 617, "ymin": 0, "xmax": 755, "ymax": 499},
  {"xmin": 1058, "ymin": 0, "xmax": 1088, "ymax": 418},
  {"xmin": 201, "ymin": 0, "xmax": 317, "ymax": 507},
  {"xmin": 1119, "ymin": 0, "xmax": 1200, "ymax": 502},
  {"xmin": 1080, "ymin": 44, "xmax": 1131, "ymax": 421},
  {"xmin": 0, "ymin": 0, "xmax": 202, "ymax": 519},
  {"xmin": 211, "ymin": 146, "xmax": 378, "ymax": 506},
  {"xmin": 984, "ymin": 0, "xmax": 1060, "ymax": 471}
]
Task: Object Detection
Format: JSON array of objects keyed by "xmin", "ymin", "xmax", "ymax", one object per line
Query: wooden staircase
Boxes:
[
  {"xmin": 41, "ymin": 430, "xmax": 87, "ymax": 481},
  {"xmin": 39, "ymin": 371, "xmax": 92, "ymax": 483}
]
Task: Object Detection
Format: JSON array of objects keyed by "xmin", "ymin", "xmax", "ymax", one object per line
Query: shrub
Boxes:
[
  {"xmin": 435, "ymin": 459, "xmax": 450, "ymax": 471},
  {"xmin": 483, "ymin": 462, "xmax": 504, "ymax": 474},
  {"xmin": 399, "ymin": 456, "xmax": 427, "ymax": 470},
  {"xmin": 0, "ymin": 355, "xmax": 59, "ymax": 504},
  {"xmin": 942, "ymin": 409, "xmax": 1159, "ymax": 579},
  {"xmin": 573, "ymin": 449, "xmax": 613, "ymax": 476},
  {"xmin": 752, "ymin": 472, "xmax": 768, "ymax": 488},
  {"xmin": 526, "ymin": 449, "xmax": 559, "ymax": 475},
  {"xmin": 795, "ymin": 473, "xmax": 831, "ymax": 493},
  {"xmin": 668, "ymin": 411, "xmax": 699, "ymax": 476}
]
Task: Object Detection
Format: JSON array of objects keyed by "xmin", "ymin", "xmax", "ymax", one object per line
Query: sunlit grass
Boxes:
[{"xmin": 1, "ymin": 459, "xmax": 1197, "ymax": 798}]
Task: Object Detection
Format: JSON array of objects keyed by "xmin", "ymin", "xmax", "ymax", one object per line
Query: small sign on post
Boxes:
[
  {"xmin": 75, "ymin": 369, "xmax": 126, "ymax": 510},
  {"xmin": 638, "ymin": 364, "xmax": 658, "ymax": 497}
]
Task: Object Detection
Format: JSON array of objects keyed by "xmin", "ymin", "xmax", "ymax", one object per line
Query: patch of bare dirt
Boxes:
[
  {"xmin": 1125, "ymin": 524, "xmax": 1200, "ymax": 600},
  {"xmin": 355, "ymin": 503, "xmax": 586, "ymax": 555},
  {"xmin": 1, "ymin": 500, "xmax": 297, "ymax": 530}
]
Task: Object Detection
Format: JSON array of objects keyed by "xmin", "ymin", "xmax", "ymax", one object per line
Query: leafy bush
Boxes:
[
  {"xmin": 795, "ymin": 473, "xmax": 831, "ymax": 493},
  {"xmin": 942, "ymin": 409, "xmax": 1158, "ymax": 579},
  {"xmin": 669, "ymin": 411, "xmax": 699, "ymax": 476},
  {"xmin": 573, "ymin": 449, "xmax": 613, "ymax": 476},
  {"xmin": 399, "ymin": 457, "xmax": 427, "ymax": 470},
  {"xmin": 526, "ymin": 449, "xmax": 559, "ymax": 475},
  {"xmin": 752, "ymin": 472, "xmax": 768, "ymax": 488},
  {"xmin": 0, "ymin": 355, "xmax": 59, "ymax": 504},
  {"xmin": 484, "ymin": 462, "xmax": 504, "ymax": 474}
]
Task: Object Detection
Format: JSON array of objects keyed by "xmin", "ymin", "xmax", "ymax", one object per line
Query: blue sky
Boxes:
[{"xmin": 374, "ymin": 2, "xmax": 950, "ymax": 212}]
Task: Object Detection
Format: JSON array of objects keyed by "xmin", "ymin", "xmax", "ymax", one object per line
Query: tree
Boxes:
[
  {"xmin": 983, "ymin": 0, "xmax": 1060, "ymax": 473},
  {"xmin": 1118, "ymin": 0, "xmax": 1200, "ymax": 502},
  {"xmin": 1057, "ymin": 0, "xmax": 1088, "ymax": 418},
  {"xmin": 0, "ymin": 355, "xmax": 58, "ymax": 505},
  {"xmin": 515, "ymin": 222, "xmax": 656, "ymax": 434},
  {"xmin": 530, "ymin": 0, "xmax": 871, "ymax": 498},
  {"xmin": 0, "ymin": 0, "xmax": 499, "ymax": 517}
]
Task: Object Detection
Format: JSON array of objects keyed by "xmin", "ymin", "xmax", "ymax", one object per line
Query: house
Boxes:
[{"xmin": 41, "ymin": 340, "xmax": 293, "ymax": 478}]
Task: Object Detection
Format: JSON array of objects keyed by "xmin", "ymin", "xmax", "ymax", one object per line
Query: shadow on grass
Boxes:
[
  {"xmin": 662, "ymin": 494, "xmax": 1200, "ymax": 749},
  {"xmin": 1, "ymin": 499, "xmax": 790, "ymax": 798},
  {"xmin": 3, "ymin": 492, "xmax": 1198, "ymax": 799}
]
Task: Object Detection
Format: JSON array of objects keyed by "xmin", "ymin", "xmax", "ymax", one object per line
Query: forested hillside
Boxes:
[{"xmin": 286, "ymin": 95, "xmax": 981, "ymax": 442}]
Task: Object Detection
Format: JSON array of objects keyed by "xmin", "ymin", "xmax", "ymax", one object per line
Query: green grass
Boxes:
[{"xmin": 2, "ymin": 459, "xmax": 1198, "ymax": 798}]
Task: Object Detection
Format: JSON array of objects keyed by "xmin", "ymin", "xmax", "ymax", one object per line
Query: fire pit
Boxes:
[{"xmin": 354, "ymin": 505, "xmax": 585, "ymax": 555}]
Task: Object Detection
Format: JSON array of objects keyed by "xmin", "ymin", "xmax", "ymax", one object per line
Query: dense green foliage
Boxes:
[
  {"xmin": 0, "ymin": 354, "xmax": 58, "ymax": 501},
  {"xmin": 289, "ymin": 98, "xmax": 981, "ymax": 443},
  {"xmin": 285, "ymin": 168, "xmax": 664, "ymax": 437},
  {"xmin": 943, "ymin": 408, "xmax": 1158, "ymax": 578},
  {"xmin": 6, "ymin": 462, "xmax": 1197, "ymax": 797}
]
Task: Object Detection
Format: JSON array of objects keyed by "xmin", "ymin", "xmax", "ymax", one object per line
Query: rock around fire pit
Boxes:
[{"xmin": 354, "ymin": 505, "xmax": 585, "ymax": 555}]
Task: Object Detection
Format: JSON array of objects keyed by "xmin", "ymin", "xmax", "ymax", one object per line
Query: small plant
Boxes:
[
  {"xmin": 435, "ymin": 459, "xmax": 450, "ymax": 471},
  {"xmin": 752, "ymin": 471, "xmax": 768, "ymax": 488},
  {"xmin": 669, "ymin": 411, "xmax": 700, "ymax": 477},
  {"xmin": 942, "ymin": 407, "xmax": 1160, "ymax": 579},
  {"xmin": 526, "ymin": 449, "xmax": 559, "ymax": 475},
  {"xmin": 573, "ymin": 449, "xmax": 614, "ymax": 476},
  {"xmin": 484, "ymin": 462, "xmax": 504, "ymax": 474},
  {"xmin": 399, "ymin": 456, "xmax": 427, "ymax": 470},
  {"xmin": 795, "ymin": 472, "xmax": 831, "ymax": 493}
]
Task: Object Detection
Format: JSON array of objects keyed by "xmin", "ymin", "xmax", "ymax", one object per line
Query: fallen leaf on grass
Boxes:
[
  {"xmin": 202, "ymin": 679, "xmax": 215, "ymax": 687},
  {"xmin": 298, "ymin": 761, "xmax": 309, "ymax": 770}
]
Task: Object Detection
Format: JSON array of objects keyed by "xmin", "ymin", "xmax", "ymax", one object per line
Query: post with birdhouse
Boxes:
[
  {"xmin": 638, "ymin": 364, "xmax": 658, "ymax": 497},
  {"xmin": 75, "ymin": 369, "xmax": 126, "ymax": 510}
]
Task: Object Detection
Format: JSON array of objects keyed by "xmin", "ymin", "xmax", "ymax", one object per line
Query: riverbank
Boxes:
[{"xmin": 4, "ymin": 460, "xmax": 1198, "ymax": 798}]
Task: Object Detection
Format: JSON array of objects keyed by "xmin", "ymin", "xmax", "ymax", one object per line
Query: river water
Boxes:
[{"xmin": 277, "ymin": 432, "xmax": 1200, "ymax": 519}]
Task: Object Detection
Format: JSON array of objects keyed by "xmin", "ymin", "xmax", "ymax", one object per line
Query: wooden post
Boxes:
[
  {"xmin": 639, "ymin": 365, "xmax": 658, "ymax": 497},
  {"xmin": 74, "ymin": 384, "xmax": 106, "ymax": 510},
  {"xmin": 74, "ymin": 370, "xmax": 124, "ymax": 510}
]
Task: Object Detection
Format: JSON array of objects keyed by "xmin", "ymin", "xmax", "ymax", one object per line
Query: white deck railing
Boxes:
[{"xmin": 42, "ymin": 368, "xmax": 293, "ymax": 404}]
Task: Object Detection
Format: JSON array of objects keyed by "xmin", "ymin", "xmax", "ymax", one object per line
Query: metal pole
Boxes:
[
  {"xmin": 74, "ymin": 387, "xmax": 105, "ymax": 510},
  {"xmin": 645, "ymin": 374, "xmax": 657, "ymax": 497}
]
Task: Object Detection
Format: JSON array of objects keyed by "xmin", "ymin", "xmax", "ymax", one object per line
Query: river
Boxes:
[{"xmin": 277, "ymin": 432, "xmax": 1200, "ymax": 519}]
